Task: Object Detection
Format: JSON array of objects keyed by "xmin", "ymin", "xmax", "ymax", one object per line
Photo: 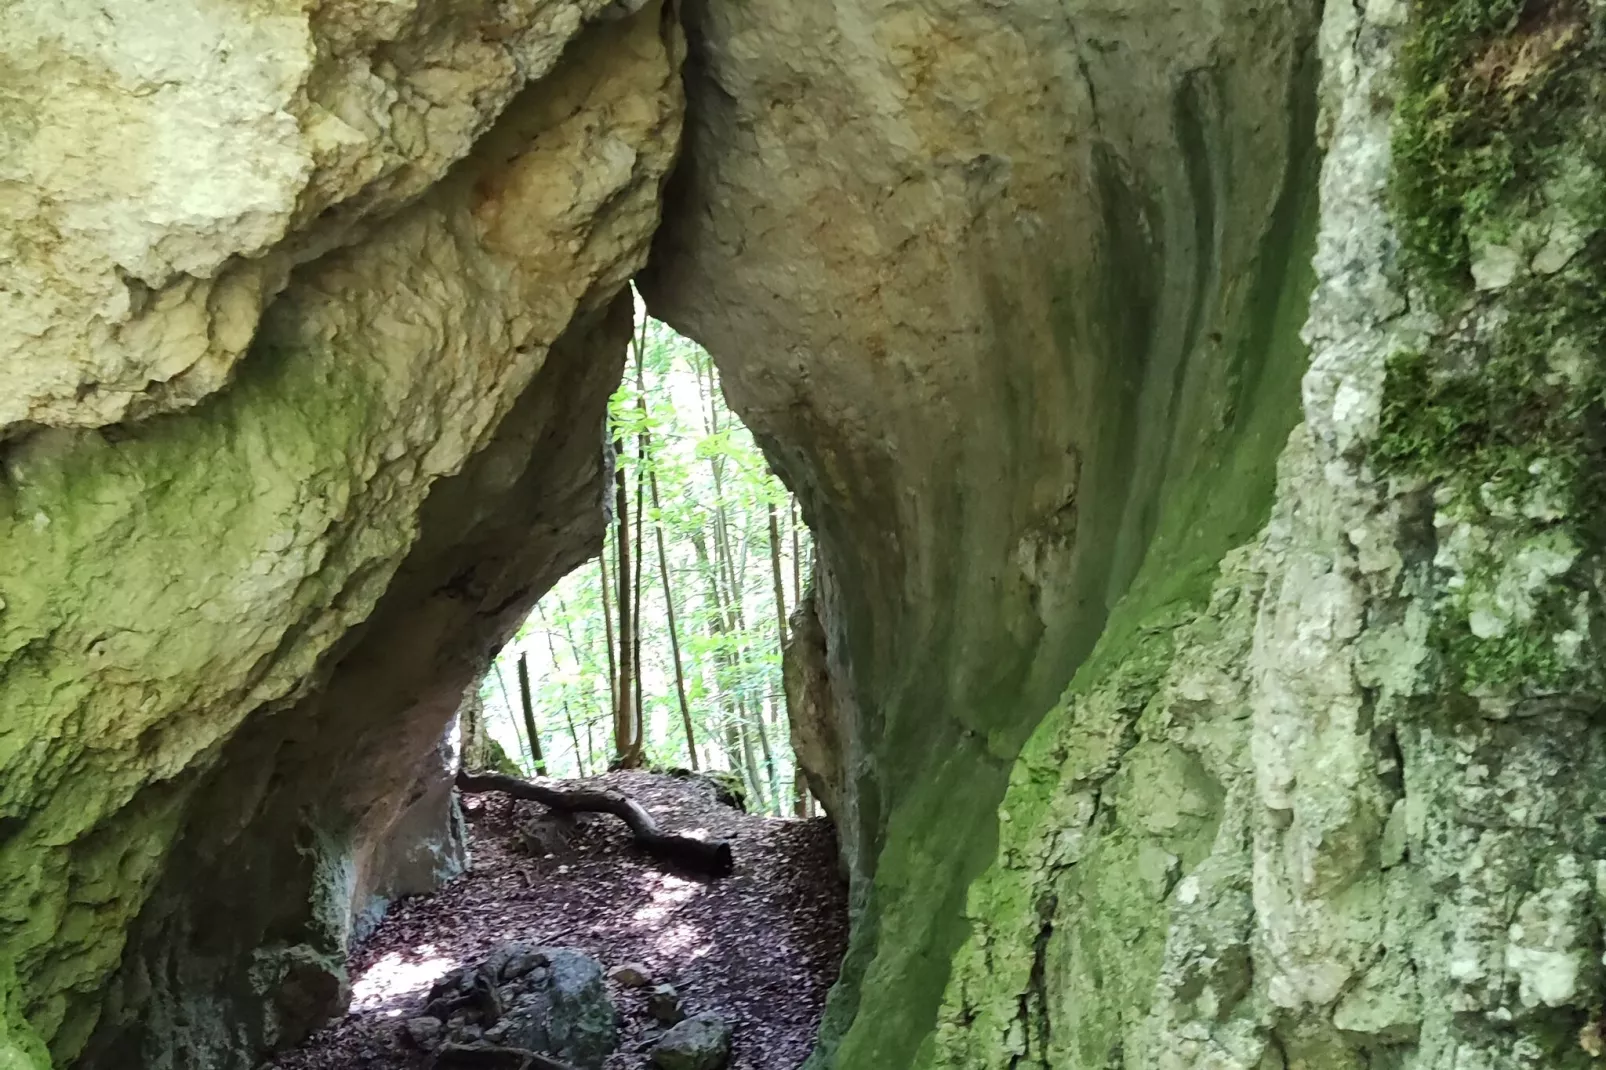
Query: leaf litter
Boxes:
[{"xmin": 264, "ymin": 771, "xmax": 848, "ymax": 1070}]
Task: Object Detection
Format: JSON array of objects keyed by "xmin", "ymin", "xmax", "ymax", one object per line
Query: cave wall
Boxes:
[
  {"xmin": 640, "ymin": 0, "xmax": 1322, "ymax": 1062},
  {"xmin": 5, "ymin": 0, "xmax": 1606, "ymax": 1068},
  {"xmin": 927, "ymin": 2, "xmax": 1606, "ymax": 1063},
  {"xmin": 0, "ymin": 5, "xmax": 682, "ymax": 1067},
  {"xmin": 649, "ymin": 0, "xmax": 1606, "ymax": 1067}
]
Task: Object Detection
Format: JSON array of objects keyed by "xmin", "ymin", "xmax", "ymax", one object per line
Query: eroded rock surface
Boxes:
[
  {"xmin": 0, "ymin": 0, "xmax": 625, "ymax": 437},
  {"xmin": 642, "ymin": 0, "xmax": 1322, "ymax": 1062},
  {"xmin": 0, "ymin": 5, "xmax": 682, "ymax": 1069},
  {"xmin": 5, "ymin": 0, "xmax": 1606, "ymax": 1068},
  {"xmin": 647, "ymin": 0, "xmax": 1606, "ymax": 1066},
  {"xmin": 927, "ymin": 3, "xmax": 1606, "ymax": 1066}
]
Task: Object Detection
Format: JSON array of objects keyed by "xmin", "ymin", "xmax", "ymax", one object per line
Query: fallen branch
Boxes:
[
  {"xmin": 456, "ymin": 771, "xmax": 734, "ymax": 877},
  {"xmin": 436, "ymin": 1041, "xmax": 577, "ymax": 1070}
]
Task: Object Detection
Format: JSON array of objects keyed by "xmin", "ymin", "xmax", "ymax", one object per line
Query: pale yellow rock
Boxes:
[
  {"xmin": 0, "ymin": 7, "xmax": 681, "ymax": 1067},
  {"xmin": 0, "ymin": 0, "xmax": 616, "ymax": 438}
]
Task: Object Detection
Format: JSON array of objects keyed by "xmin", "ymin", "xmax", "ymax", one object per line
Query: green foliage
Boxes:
[{"xmin": 480, "ymin": 302, "xmax": 811, "ymax": 815}]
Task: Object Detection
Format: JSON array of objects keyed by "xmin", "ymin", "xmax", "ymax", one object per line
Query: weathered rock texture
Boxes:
[
  {"xmin": 6, "ymin": 0, "xmax": 1606, "ymax": 1068},
  {"xmin": 642, "ymin": 0, "xmax": 1322, "ymax": 1063},
  {"xmin": 924, "ymin": 1, "xmax": 1606, "ymax": 1065},
  {"xmin": 0, "ymin": 0, "xmax": 629, "ymax": 437},
  {"xmin": 0, "ymin": 4, "xmax": 682, "ymax": 1068},
  {"xmin": 652, "ymin": 0, "xmax": 1606, "ymax": 1066}
]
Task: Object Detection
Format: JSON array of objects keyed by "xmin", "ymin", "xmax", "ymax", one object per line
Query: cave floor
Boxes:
[{"xmin": 264, "ymin": 771, "xmax": 848, "ymax": 1070}]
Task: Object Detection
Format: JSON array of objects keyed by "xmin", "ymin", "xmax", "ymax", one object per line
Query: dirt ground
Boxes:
[{"xmin": 265, "ymin": 771, "xmax": 849, "ymax": 1070}]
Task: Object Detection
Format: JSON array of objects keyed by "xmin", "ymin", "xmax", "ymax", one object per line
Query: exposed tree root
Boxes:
[{"xmin": 455, "ymin": 771, "xmax": 734, "ymax": 876}]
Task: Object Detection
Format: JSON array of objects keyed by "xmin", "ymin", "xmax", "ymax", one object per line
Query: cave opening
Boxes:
[
  {"xmin": 257, "ymin": 302, "xmax": 849, "ymax": 1070},
  {"xmin": 467, "ymin": 303, "xmax": 819, "ymax": 817},
  {"xmin": 0, "ymin": 3, "xmax": 1378, "ymax": 1070}
]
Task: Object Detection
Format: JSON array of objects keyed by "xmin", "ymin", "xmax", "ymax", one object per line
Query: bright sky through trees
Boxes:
[{"xmin": 477, "ymin": 300, "xmax": 813, "ymax": 816}]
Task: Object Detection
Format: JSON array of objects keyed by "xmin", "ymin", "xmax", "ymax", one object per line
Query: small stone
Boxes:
[
  {"xmin": 608, "ymin": 962, "xmax": 653, "ymax": 987},
  {"xmin": 1532, "ymin": 218, "xmax": 1590, "ymax": 275},
  {"xmin": 651, "ymin": 1013, "xmax": 733, "ymax": 1070},
  {"xmin": 647, "ymin": 983, "xmax": 684, "ymax": 1024},
  {"xmin": 403, "ymin": 1016, "xmax": 443, "ymax": 1049},
  {"xmin": 1471, "ymin": 240, "xmax": 1523, "ymax": 291},
  {"xmin": 1363, "ymin": 0, "xmax": 1406, "ymax": 26}
]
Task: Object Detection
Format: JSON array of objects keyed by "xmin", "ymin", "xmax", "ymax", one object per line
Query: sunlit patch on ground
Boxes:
[
  {"xmin": 351, "ymin": 945, "xmax": 457, "ymax": 1013},
  {"xmin": 630, "ymin": 872, "xmax": 701, "ymax": 925},
  {"xmin": 267, "ymin": 771, "xmax": 847, "ymax": 1070}
]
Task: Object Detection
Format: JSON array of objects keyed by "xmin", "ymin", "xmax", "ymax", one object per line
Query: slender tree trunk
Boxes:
[
  {"xmin": 551, "ymin": 592, "xmax": 608, "ymax": 777},
  {"xmin": 563, "ymin": 703, "xmax": 585, "ymax": 778},
  {"xmin": 585, "ymin": 709, "xmax": 596, "ymax": 777},
  {"xmin": 630, "ymin": 441, "xmax": 647, "ymax": 759},
  {"xmin": 737, "ymin": 713, "xmax": 769, "ymax": 814},
  {"xmin": 493, "ymin": 661, "xmax": 530, "ymax": 775},
  {"xmin": 613, "ymin": 436, "xmax": 638, "ymax": 766},
  {"xmin": 460, "ymin": 687, "xmax": 487, "ymax": 772},
  {"xmin": 769, "ymin": 502, "xmax": 789, "ymax": 644},
  {"xmin": 707, "ymin": 469, "xmax": 776, "ymax": 810},
  {"xmin": 652, "ymin": 466, "xmax": 698, "ymax": 769},
  {"xmin": 693, "ymin": 527, "xmax": 740, "ymax": 777},
  {"xmin": 791, "ymin": 497, "xmax": 803, "ymax": 610},
  {"xmin": 516, "ymin": 653, "xmax": 546, "ymax": 776},
  {"xmin": 767, "ymin": 500, "xmax": 791, "ymax": 740},
  {"xmin": 538, "ymin": 604, "xmax": 583, "ymax": 777},
  {"xmin": 751, "ymin": 687, "xmax": 778, "ymax": 814},
  {"xmin": 599, "ymin": 540, "xmax": 618, "ymax": 723}
]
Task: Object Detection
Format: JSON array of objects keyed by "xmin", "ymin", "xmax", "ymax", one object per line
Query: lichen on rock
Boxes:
[{"xmin": 923, "ymin": 0, "xmax": 1606, "ymax": 1066}]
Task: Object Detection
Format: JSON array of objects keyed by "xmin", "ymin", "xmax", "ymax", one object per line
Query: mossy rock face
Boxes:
[
  {"xmin": 919, "ymin": 0, "xmax": 1606, "ymax": 1066},
  {"xmin": 695, "ymin": 772, "xmax": 749, "ymax": 813},
  {"xmin": 657, "ymin": 768, "xmax": 749, "ymax": 812},
  {"xmin": 479, "ymin": 738, "xmax": 528, "ymax": 780},
  {"xmin": 0, "ymin": 8, "xmax": 683, "ymax": 1070},
  {"xmin": 1380, "ymin": 0, "xmax": 1606, "ymax": 699}
]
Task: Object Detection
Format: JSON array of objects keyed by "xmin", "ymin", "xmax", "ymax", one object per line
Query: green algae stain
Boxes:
[
  {"xmin": 920, "ymin": 59, "xmax": 1321, "ymax": 1069},
  {"xmin": 0, "ymin": 959, "xmax": 48, "ymax": 1070},
  {"xmin": 0, "ymin": 323, "xmax": 406, "ymax": 1061}
]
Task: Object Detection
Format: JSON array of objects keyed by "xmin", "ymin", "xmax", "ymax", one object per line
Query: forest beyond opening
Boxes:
[{"xmin": 465, "ymin": 304, "xmax": 816, "ymax": 819}]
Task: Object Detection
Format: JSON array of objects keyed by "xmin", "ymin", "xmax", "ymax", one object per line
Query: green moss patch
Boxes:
[
  {"xmin": 1382, "ymin": 0, "xmax": 1606, "ymax": 695},
  {"xmin": 1391, "ymin": 0, "xmax": 1597, "ymax": 301}
]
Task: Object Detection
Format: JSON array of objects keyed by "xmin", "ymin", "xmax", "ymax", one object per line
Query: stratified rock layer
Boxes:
[{"xmin": 0, "ymin": 5, "xmax": 682, "ymax": 1068}]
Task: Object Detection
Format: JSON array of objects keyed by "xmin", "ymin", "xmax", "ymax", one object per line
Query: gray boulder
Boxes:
[
  {"xmin": 651, "ymin": 1013, "xmax": 733, "ymax": 1070},
  {"xmin": 423, "ymin": 943, "xmax": 618, "ymax": 1070}
]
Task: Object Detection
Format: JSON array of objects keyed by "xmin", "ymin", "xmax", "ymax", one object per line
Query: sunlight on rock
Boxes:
[{"xmin": 351, "ymin": 946, "xmax": 456, "ymax": 1012}]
